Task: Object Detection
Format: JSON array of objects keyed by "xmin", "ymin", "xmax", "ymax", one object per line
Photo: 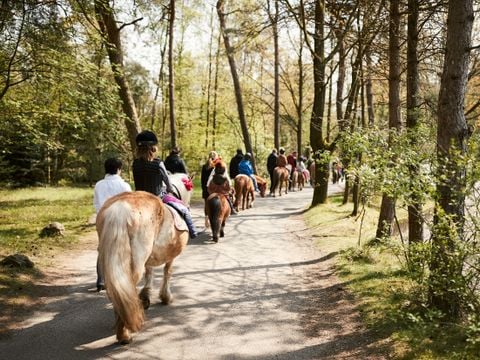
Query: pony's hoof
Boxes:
[
  {"xmin": 118, "ymin": 337, "xmax": 132, "ymax": 345},
  {"xmin": 161, "ymin": 294, "xmax": 172, "ymax": 305},
  {"xmin": 213, "ymin": 237, "xmax": 218, "ymax": 243},
  {"xmin": 141, "ymin": 297, "xmax": 150, "ymax": 310},
  {"xmin": 139, "ymin": 290, "xmax": 151, "ymax": 309}
]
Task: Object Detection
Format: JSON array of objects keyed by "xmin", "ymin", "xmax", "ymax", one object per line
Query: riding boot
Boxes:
[{"xmin": 183, "ymin": 211, "xmax": 198, "ymax": 238}]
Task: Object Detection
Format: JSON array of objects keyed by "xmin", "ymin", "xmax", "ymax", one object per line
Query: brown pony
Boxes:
[
  {"xmin": 234, "ymin": 174, "xmax": 255, "ymax": 211},
  {"xmin": 271, "ymin": 166, "xmax": 289, "ymax": 197},
  {"xmin": 97, "ymin": 191, "xmax": 189, "ymax": 344},
  {"xmin": 206, "ymin": 193, "xmax": 231, "ymax": 242},
  {"xmin": 254, "ymin": 174, "xmax": 267, "ymax": 197}
]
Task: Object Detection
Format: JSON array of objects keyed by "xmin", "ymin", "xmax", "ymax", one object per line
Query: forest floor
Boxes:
[{"xmin": 0, "ymin": 182, "xmax": 394, "ymax": 359}]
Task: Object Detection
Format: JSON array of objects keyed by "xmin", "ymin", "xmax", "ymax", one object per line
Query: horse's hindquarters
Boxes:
[
  {"xmin": 206, "ymin": 193, "xmax": 230, "ymax": 242},
  {"xmin": 97, "ymin": 191, "xmax": 188, "ymax": 343}
]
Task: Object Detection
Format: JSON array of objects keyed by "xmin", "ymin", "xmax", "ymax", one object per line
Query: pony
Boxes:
[
  {"xmin": 254, "ymin": 174, "xmax": 267, "ymax": 198},
  {"xmin": 168, "ymin": 172, "xmax": 194, "ymax": 205},
  {"xmin": 97, "ymin": 190, "xmax": 191, "ymax": 344},
  {"xmin": 234, "ymin": 174, "xmax": 255, "ymax": 211},
  {"xmin": 205, "ymin": 193, "xmax": 231, "ymax": 242},
  {"xmin": 270, "ymin": 166, "xmax": 289, "ymax": 197}
]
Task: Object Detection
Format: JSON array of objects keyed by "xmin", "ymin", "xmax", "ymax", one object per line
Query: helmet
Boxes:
[
  {"xmin": 244, "ymin": 152, "xmax": 252, "ymax": 160},
  {"xmin": 136, "ymin": 130, "xmax": 158, "ymax": 146}
]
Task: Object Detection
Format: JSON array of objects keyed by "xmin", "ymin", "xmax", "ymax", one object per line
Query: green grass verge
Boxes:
[
  {"xmin": 0, "ymin": 186, "xmax": 95, "ymax": 332},
  {"xmin": 0, "ymin": 186, "xmax": 94, "ymax": 257},
  {"xmin": 305, "ymin": 195, "xmax": 479, "ymax": 360}
]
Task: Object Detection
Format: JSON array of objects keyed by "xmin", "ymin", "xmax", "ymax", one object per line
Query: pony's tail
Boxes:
[
  {"xmin": 271, "ymin": 170, "xmax": 278, "ymax": 194},
  {"xmin": 208, "ymin": 196, "xmax": 221, "ymax": 240},
  {"xmin": 98, "ymin": 202, "xmax": 144, "ymax": 332}
]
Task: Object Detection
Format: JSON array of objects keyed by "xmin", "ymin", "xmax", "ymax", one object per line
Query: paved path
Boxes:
[{"xmin": 0, "ymin": 183, "xmax": 389, "ymax": 359}]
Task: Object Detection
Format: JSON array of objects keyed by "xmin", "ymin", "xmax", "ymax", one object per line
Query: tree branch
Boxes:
[{"xmin": 118, "ymin": 17, "xmax": 143, "ymax": 31}]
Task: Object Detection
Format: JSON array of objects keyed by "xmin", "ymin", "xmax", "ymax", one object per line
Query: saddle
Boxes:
[{"xmin": 165, "ymin": 203, "xmax": 189, "ymax": 232}]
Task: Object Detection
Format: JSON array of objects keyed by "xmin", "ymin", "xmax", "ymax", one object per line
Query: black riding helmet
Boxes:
[
  {"xmin": 136, "ymin": 130, "xmax": 158, "ymax": 146},
  {"xmin": 244, "ymin": 152, "xmax": 252, "ymax": 160}
]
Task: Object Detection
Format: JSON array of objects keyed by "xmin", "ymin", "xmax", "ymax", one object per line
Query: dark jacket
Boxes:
[
  {"xmin": 164, "ymin": 153, "xmax": 188, "ymax": 174},
  {"xmin": 229, "ymin": 154, "xmax": 243, "ymax": 179},
  {"xmin": 133, "ymin": 158, "xmax": 172, "ymax": 196},
  {"xmin": 201, "ymin": 163, "xmax": 213, "ymax": 199},
  {"xmin": 267, "ymin": 153, "xmax": 277, "ymax": 174}
]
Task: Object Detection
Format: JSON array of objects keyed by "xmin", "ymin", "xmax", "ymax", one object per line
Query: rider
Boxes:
[
  {"xmin": 276, "ymin": 147, "xmax": 288, "ymax": 168},
  {"xmin": 207, "ymin": 160, "xmax": 237, "ymax": 214},
  {"xmin": 266, "ymin": 148, "xmax": 278, "ymax": 193},
  {"xmin": 93, "ymin": 157, "xmax": 132, "ymax": 292},
  {"xmin": 133, "ymin": 130, "xmax": 197, "ymax": 238},
  {"xmin": 229, "ymin": 148, "xmax": 244, "ymax": 179},
  {"xmin": 164, "ymin": 146, "xmax": 188, "ymax": 174},
  {"xmin": 238, "ymin": 152, "xmax": 259, "ymax": 192}
]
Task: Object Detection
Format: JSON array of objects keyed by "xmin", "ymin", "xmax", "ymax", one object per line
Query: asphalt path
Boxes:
[{"xmin": 0, "ymin": 183, "xmax": 388, "ymax": 359}]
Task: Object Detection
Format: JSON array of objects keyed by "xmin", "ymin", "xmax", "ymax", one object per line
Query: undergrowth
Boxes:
[{"xmin": 305, "ymin": 194, "xmax": 480, "ymax": 359}]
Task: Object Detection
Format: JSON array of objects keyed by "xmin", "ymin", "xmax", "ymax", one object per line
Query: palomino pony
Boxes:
[
  {"xmin": 296, "ymin": 170, "xmax": 306, "ymax": 191},
  {"xmin": 234, "ymin": 174, "xmax": 255, "ymax": 211},
  {"xmin": 97, "ymin": 174, "xmax": 193, "ymax": 344},
  {"xmin": 206, "ymin": 193, "xmax": 231, "ymax": 242},
  {"xmin": 270, "ymin": 166, "xmax": 289, "ymax": 197}
]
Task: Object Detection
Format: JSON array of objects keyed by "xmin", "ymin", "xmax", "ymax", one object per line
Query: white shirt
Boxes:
[{"xmin": 93, "ymin": 174, "xmax": 132, "ymax": 213}]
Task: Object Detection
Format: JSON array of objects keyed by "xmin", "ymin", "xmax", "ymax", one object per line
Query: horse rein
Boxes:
[{"xmin": 171, "ymin": 183, "xmax": 182, "ymax": 202}]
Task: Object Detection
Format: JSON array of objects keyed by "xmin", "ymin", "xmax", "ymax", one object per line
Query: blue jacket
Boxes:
[{"xmin": 238, "ymin": 160, "xmax": 254, "ymax": 176}]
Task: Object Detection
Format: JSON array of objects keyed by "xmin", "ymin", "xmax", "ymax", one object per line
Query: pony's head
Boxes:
[{"xmin": 254, "ymin": 175, "xmax": 267, "ymax": 198}]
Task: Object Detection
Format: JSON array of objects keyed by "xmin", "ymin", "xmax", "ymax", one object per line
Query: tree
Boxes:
[
  {"xmin": 217, "ymin": 0, "xmax": 255, "ymax": 171},
  {"xmin": 375, "ymin": 0, "xmax": 402, "ymax": 241},
  {"xmin": 94, "ymin": 0, "xmax": 141, "ymax": 155},
  {"xmin": 267, "ymin": 0, "xmax": 280, "ymax": 150},
  {"xmin": 406, "ymin": 0, "xmax": 423, "ymax": 243},
  {"xmin": 168, "ymin": 0, "xmax": 177, "ymax": 148},
  {"xmin": 430, "ymin": 0, "xmax": 473, "ymax": 318}
]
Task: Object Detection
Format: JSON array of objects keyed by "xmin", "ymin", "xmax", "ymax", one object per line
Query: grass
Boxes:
[
  {"xmin": 0, "ymin": 186, "xmax": 95, "ymax": 333},
  {"xmin": 0, "ymin": 186, "xmax": 94, "ymax": 258},
  {"xmin": 305, "ymin": 195, "xmax": 479, "ymax": 359}
]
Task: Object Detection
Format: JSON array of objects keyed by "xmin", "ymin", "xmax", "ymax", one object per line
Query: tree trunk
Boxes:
[
  {"xmin": 212, "ymin": 32, "xmax": 221, "ymax": 150},
  {"xmin": 205, "ymin": 7, "xmax": 215, "ymax": 149},
  {"xmin": 297, "ymin": 27, "xmax": 304, "ymax": 155},
  {"xmin": 406, "ymin": 0, "xmax": 423, "ymax": 243},
  {"xmin": 375, "ymin": 0, "xmax": 401, "ymax": 240},
  {"xmin": 217, "ymin": 0, "xmax": 255, "ymax": 171},
  {"xmin": 310, "ymin": 0, "xmax": 330, "ymax": 206},
  {"xmin": 326, "ymin": 63, "xmax": 332, "ymax": 143},
  {"xmin": 94, "ymin": 0, "xmax": 141, "ymax": 155},
  {"xmin": 335, "ymin": 27, "xmax": 345, "ymax": 130},
  {"xmin": 366, "ymin": 52, "xmax": 375, "ymax": 126},
  {"xmin": 430, "ymin": 0, "xmax": 473, "ymax": 318},
  {"xmin": 268, "ymin": 0, "xmax": 280, "ymax": 151},
  {"xmin": 168, "ymin": 0, "xmax": 177, "ymax": 148},
  {"xmin": 151, "ymin": 26, "xmax": 168, "ymax": 130}
]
